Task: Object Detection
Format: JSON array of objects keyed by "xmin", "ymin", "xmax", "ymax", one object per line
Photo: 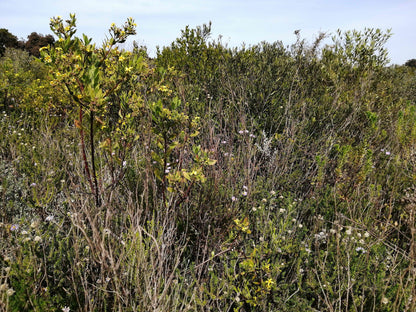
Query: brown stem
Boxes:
[
  {"xmin": 79, "ymin": 107, "xmax": 94, "ymax": 196},
  {"xmin": 174, "ymin": 181, "xmax": 194, "ymax": 209},
  {"xmin": 161, "ymin": 135, "xmax": 168, "ymax": 209},
  {"xmin": 90, "ymin": 109, "xmax": 101, "ymax": 207}
]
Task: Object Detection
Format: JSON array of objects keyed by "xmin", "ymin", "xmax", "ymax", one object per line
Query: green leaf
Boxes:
[
  {"xmin": 207, "ymin": 159, "xmax": 217, "ymax": 166},
  {"xmin": 182, "ymin": 170, "xmax": 191, "ymax": 181}
]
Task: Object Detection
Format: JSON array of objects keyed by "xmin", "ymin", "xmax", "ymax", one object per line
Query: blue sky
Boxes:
[{"xmin": 1, "ymin": 0, "xmax": 415, "ymax": 64}]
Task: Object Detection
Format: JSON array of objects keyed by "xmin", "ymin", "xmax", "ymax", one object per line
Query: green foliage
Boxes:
[
  {"xmin": 24, "ymin": 32, "xmax": 55, "ymax": 57},
  {"xmin": 1, "ymin": 16, "xmax": 416, "ymax": 312},
  {"xmin": 41, "ymin": 13, "xmax": 149, "ymax": 206},
  {"xmin": 0, "ymin": 48, "xmax": 56, "ymax": 113},
  {"xmin": 404, "ymin": 59, "xmax": 416, "ymax": 68},
  {"xmin": 0, "ymin": 29, "xmax": 19, "ymax": 57}
]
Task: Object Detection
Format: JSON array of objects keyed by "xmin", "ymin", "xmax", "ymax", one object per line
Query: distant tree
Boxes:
[
  {"xmin": 404, "ymin": 59, "xmax": 416, "ymax": 68},
  {"xmin": 25, "ymin": 32, "xmax": 55, "ymax": 57},
  {"xmin": 0, "ymin": 28, "xmax": 19, "ymax": 56}
]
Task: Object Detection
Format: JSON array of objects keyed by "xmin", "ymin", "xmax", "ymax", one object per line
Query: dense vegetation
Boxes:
[
  {"xmin": 0, "ymin": 28, "xmax": 54, "ymax": 58},
  {"xmin": 1, "ymin": 15, "xmax": 416, "ymax": 311}
]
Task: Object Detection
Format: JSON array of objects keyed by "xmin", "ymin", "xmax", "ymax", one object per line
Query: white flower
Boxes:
[
  {"xmin": 34, "ymin": 236, "xmax": 42, "ymax": 243},
  {"xmin": 45, "ymin": 215, "xmax": 54, "ymax": 222},
  {"xmin": 345, "ymin": 228, "xmax": 352, "ymax": 236},
  {"xmin": 356, "ymin": 247, "xmax": 366, "ymax": 253},
  {"xmin": 231, "ymin": 196, "xmax": 237, "ymax": 202},
  {"xmin": 241, "ymin": 191, "xmax": 247, "ymax": 196},
  {"xmin": 62, "ymin": 306, "xmax": 70, "ymax": 312},
  {"xmin": 315, "ymin": 232, "xmax": 327, "ymax": 240},
  {"xmin": 10, "ymin": 224, "xmax": 19, "ymax": 231},
  {"xmin": 381, "ymin": 297, "xmax": 389, "ymax": 305},
  {"xmin": 364, "ymin": 232, "xmax": 370, "ymax": 238}
]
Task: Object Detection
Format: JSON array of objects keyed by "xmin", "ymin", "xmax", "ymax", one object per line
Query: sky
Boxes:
[{"xmin": 1, "ymin": 0, "xmax": 415, "ymax": 65}]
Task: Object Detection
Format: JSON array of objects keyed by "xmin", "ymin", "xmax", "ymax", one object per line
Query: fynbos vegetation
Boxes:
[{"xmin": 1, "ymin": 14, "xmax": 416, "ymax": 311}]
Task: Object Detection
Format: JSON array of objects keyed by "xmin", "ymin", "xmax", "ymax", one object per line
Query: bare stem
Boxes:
[
  {"xmin": 90, "ymin": 109, "xmax": 101, "ymax": 207},
  {"xmin": 79, "ymin": 107, "xmax": 94, "ymax": 196}
]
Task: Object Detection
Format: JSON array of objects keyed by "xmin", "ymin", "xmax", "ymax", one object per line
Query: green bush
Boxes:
[{"xmin": 1, "ymin": 15, "xmax": 415, "ymax": 311}]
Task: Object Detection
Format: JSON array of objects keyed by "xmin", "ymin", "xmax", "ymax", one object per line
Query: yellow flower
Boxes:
[
  {"xmin": 158, "ymin": 85, "xmax": 170, "ymax": 93},
  {"xmin": 125, "ymin": 66, "xmax": 133, "ymax": 73},
  {"xmin": 119, "ymin": 55, "xmax": 125, "ymax": 62},
  {"xmin": 264, "ymin": 278, "xmax": 274, "ymax": 290}
]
